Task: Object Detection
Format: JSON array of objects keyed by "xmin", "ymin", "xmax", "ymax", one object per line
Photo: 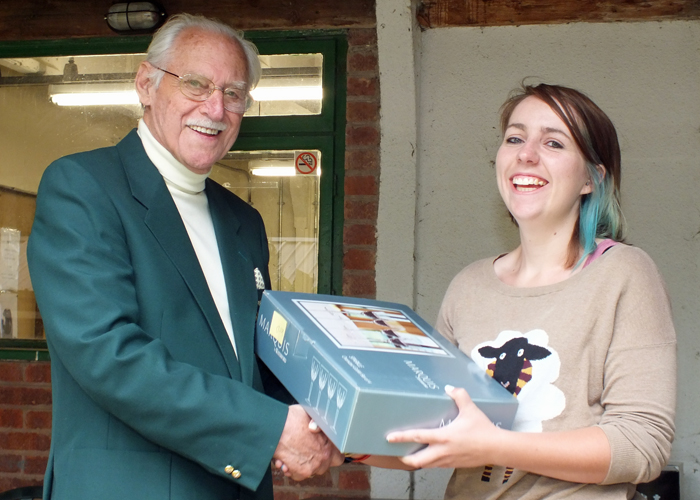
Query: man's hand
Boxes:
[{"xmin": 272, "ymin": 405, "xmax": 344, "ymax": 480}]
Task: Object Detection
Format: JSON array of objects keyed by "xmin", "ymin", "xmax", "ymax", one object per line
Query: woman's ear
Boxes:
[
  {"xmin": 134, "ymin": 61, "xmax": 155, "ymax": 107},
  {"xmin": 582, "ymin": 165, "xmax": 606, "ymax": 196},
  {"xmin": 595, "ymin": 164, "xmax": 607, "ymax": 181}
]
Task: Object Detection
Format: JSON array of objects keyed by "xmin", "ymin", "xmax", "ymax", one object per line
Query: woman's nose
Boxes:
[{"xmin": 517, "ymin": 141, "xmax": 539, "ymax": 164}]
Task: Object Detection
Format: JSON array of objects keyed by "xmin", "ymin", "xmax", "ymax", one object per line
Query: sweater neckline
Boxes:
[
  {"xmin": 137, "ymin": 119, "xmax": 209, "ymax": 195},
  {"xmin": 487, "ymin": 243, "xmax": 623, "ymax": 297}
]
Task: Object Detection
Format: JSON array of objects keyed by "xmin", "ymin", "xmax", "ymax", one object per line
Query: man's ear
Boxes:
[{"xmin": 135, "ymin": 61, "xmax": 155, "ymax": 107}]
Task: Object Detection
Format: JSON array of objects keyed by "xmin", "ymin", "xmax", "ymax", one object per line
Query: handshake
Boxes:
[{"xmin": 272, "ymin": 404, "xmax": 346, "ymax": 480}]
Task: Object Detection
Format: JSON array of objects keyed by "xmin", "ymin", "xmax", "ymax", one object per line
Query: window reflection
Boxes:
[
  {"xmin": 0, "ymin": 51, "xmax": 325, "ymax": 340},
  {"xmin": 211, "ymin": 150, "xmax": 321, "ymax": 293}
]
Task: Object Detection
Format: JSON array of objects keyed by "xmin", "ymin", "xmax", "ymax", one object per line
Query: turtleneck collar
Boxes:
[{"xmin": 137, "ymin": 119, "xmax": 209, "ymax": 194}]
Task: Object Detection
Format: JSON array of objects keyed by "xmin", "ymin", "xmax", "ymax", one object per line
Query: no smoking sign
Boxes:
[{"xmin": 295, "ymin": 152, "xmax": 318, "ymax": 175}]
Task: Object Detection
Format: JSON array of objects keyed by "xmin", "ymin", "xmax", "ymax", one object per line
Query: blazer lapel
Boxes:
[
  {"xmin": 207, "ymin": 183, "xmax": 259, "ymax": 387},
  {"xmin": 116, "ymin": 130, "xmax": 242, "ymax": 381}
]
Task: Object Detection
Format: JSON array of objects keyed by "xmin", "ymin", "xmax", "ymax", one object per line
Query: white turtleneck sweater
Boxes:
[{"xmin": 137, "ymin": 120, "xmax": 237, "ymax": 356}]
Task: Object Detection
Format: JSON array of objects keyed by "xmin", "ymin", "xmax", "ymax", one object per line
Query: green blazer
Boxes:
[{"xmin": 28, "ymin": 130, "xmax": 289, "ymax": 500}]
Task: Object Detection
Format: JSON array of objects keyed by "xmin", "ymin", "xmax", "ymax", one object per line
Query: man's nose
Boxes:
[{"xmin": 203, "ymin": 88, "xmax": 226, "ymax": 120}]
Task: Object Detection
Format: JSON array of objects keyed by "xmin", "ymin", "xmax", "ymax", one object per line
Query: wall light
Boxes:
[{"xmin": 105, "ymin": 2, "xmax": 166, "ymax": 33}]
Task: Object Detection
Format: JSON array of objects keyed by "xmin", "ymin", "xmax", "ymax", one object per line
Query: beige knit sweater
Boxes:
[{"xmin": 436, "ymin": 244, "xmax": 676, "ymax": 499}]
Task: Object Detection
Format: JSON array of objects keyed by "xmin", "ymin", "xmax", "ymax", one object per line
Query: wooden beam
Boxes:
[
  {"xmin": 0, "ymin": 0, "xmax": 376, "ymax": 41},
  {"xmin": 417, "ymin": 0, "xmax": 700, "ymax": 29}
]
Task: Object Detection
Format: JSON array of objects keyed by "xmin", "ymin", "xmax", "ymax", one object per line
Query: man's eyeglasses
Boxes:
[{"xmin": 157, "ymin": 67, "xmax": 252, "ymax": 114}]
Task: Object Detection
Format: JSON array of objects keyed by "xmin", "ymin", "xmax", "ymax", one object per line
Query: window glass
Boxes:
[
  {"xmin": 247, "ymin": 53, "xmax": 323, "ymax": 117},
  {"xmin": 210, "ymin": 150, "xmax": 321, "ymax": 293},
  {"xmin": 0, "ymin": 50, "xmax": 326, "ymax": 341}
]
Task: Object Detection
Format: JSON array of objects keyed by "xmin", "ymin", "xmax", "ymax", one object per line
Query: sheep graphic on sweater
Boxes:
[{"xmin": 471, "ymin": 330, "xmax": 565, "ymax": 484}]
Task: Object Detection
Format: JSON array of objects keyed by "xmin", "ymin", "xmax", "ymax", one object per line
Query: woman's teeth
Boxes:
[{"xmin": 513, "ymin": 176, "xmax": 547, "ymax": 192}]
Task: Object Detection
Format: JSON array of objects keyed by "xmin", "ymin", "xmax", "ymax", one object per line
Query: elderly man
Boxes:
[{"xmin": 27, "ymin": 13, "xmax": 342, "ymax": 500}]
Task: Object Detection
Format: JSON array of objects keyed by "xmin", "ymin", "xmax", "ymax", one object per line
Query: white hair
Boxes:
[{"xmin": 144, "ymin": 13, "xmax": 261, "ymax": 90}]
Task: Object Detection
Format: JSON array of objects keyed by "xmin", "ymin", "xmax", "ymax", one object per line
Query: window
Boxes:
[{"xmin": 0, "ymin": 32, "xmax": 346, "ymax": 358}]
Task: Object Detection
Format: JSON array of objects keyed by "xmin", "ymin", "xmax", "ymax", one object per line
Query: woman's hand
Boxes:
[
  {"xmin": 387, "ymin": 385, "xmax": 611, "ymax": 483},
  {"xmin": 386, "ymin": 385, "xmax": 506, "ymax": 470}
]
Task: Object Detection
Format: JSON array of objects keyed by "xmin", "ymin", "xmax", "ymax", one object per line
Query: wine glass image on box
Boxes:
[{"xmin": 307, "ymin": 355, "xmax": 348, "ymax": 429}]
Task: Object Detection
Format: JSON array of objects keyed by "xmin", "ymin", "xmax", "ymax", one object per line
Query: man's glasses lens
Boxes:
[{"xmin": 159, "ymin": 69, "xmax": 250, "ymax": 113}]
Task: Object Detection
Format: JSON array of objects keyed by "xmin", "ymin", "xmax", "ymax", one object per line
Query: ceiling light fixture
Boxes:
[{"xmin": 105, "ymin": 2, "xmax": 166, "ymax": 34}]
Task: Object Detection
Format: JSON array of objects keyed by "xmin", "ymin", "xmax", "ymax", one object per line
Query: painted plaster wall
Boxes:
[{"xmin": 376, "ymin": 15, "xmax": 700, "ymax": 499}]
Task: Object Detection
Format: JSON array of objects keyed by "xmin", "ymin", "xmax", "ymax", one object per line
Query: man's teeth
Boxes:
[
  {"xmin": 189, "ymin": 125, "xmax": 220, "ymax": 135},
  {"xmin": 513, "ymin": 176, "xmax": 547, "ymax": 191}
]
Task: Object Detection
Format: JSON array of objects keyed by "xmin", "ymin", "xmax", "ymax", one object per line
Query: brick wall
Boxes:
[
  {"xmin": 0, "ymin": 360, "xmax": 51, "ymax": 492},
  {"xmin": 342, "ymin": 28, "xmax": 380, "ymax": 301},
  {"xmin": 0, "ymin": 27, "xmax": 380, "ymax": 498}
]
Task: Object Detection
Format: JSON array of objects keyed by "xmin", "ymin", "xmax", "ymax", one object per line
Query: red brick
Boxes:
[
  {"xmin": 23, "ymin": 455, "xmax": 48, "ymax": 475},
  {"xmin": 274, "ymin": 491, "xmax": 300, "ymax": 500},
  {"xmin": 0, "ymin": 362, "xmax": 23, "ymax": 383},
  {"xmin": 0, "ymin": 454, "xmax": 22, "ymax": 473},
  {"xmin": 345, "ymin": 176, "xmax": 378, "ymax": 196},
  {"xmin": 0, "ymin": 387, "xmax": 52, "ymax": 406},
  {"xmin": 0, "ymin": 476, "xmax": 41, "ymax": 492},
  {"xmin": 0, "ymin": 409, "xmax": 23, "ymax": 429},
  {"xmin": 345, "ymin": 149, "xmax": 379, "ymax": 172},
  {"xmin": 337, "ymin": 467, "xmax": 371, "ymax": 490},
  {"xmin": 343, "ymin": 249, "xmax": 376, "ymax": 271},
  {"xmin": 348, "ymin": 51, "xmax": 378, "ymax": 73},
  {"xmin": 347, "ymin": 77, "xmax": 377, "ymax": 97},
  {"xmin": 344, "ymin": 224, "xmax": 376, "ymax": 246},
  {"xmin": 346, "ymin": 101, "xmax": 379, "ymax": 123},
  {"xmin": 344, "ymin": 200, "xmax": 378, "ymax": 221},
  {"xmin": 348, "ymin": 28, "xmax": 377, "ymax": 47},
  {"xmin": 25, "ymin": 411, "xmax": 52, "ymax": 430},
  {"xmin": 24, "ymin": 363, "xmax": 51, "ymax": 384},
  {"xmin": 342, "ymin": 272, "xmax": 376, "ymax": 298},
  {"xmin": 289, "ymin": 469, "xmax": 333, "ymax": 488},
  {"xmin": 272, "ymin": 467, "xmax": 286, "ymax": 486},
  {"xmin": 0, "ymin": 432, "xmax": 51, "ymax": 452},
  {"xmin": 346, "ymin": 126, "xmax": 379, "ymax": 147}
]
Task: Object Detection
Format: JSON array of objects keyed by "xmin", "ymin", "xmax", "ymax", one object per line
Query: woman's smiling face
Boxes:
[{"xmin": 495, "ymin": 96, "xmax": 592, "ymax": 229}]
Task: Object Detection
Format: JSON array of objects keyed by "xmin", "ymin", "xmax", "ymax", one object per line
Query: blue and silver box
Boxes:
[{"xmin": 255, "ymin": 291, "xmax": 518, "ymax": 456}]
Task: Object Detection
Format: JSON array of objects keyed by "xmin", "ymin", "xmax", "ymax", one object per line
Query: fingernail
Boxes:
[
  {"xmin": 309, "ymin": 421, "xmax": 318, "ymax": 431},
  {"xmin": 445, "ymin": 385, "xmax": 455, "ymax": 393}
]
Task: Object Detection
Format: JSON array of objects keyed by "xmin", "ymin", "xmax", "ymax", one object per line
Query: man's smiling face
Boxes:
[{"xmin": 136, "ymin": 27, "xmax": 249, "ymax": 174}]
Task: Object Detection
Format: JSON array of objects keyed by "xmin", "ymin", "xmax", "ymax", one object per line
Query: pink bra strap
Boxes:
[{"xmin": 583, "ymin": 239, "xmax": 618, "ymax": 269}]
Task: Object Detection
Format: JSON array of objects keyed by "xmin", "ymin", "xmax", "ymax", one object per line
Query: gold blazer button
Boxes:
[
  {"xmin": 225, "ymin": 465, "xmax": 234, "ymax": 474},
  {"xmin": 232, "ymin": 469, "xmax": 242, "ymax": 479}
]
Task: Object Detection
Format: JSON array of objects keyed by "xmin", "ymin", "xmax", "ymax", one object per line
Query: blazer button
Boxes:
[
  {"xmin": 232, "ymin": 469, "xmax": 242, "ymax": 479},
  {"xmin": 225, "ymin": 465, "xmax": 234, "ymax": 474}
]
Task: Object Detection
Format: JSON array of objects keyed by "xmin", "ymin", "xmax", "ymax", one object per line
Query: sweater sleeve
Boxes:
[{"xmin": 597, "ymin": 248, "xmax": 677, "ymax": 485}]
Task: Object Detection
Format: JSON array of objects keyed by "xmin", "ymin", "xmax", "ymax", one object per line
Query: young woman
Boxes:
[{"xmin": 372, "ymin": 84, "xmax": 676, "ymax": 499}]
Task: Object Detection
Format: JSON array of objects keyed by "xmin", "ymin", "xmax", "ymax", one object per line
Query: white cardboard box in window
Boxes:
[{"xmin": 255, "ymin": 291, "xmax": 518, "ymax": 456}]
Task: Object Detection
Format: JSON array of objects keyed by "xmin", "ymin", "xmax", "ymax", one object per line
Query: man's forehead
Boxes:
[{"xmin": 168, "ymin": 29, "xmax": 248, "ymax": 81}]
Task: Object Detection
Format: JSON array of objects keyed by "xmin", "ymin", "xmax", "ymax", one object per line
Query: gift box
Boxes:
[{"xmin": 255, "ymin": 291, "xmax": 518, "ymax": 456}]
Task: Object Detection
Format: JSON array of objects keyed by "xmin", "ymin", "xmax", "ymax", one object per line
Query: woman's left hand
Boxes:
[{"xmin": 386, "ymin": 385, "xmax": 506, "ymax": 470}]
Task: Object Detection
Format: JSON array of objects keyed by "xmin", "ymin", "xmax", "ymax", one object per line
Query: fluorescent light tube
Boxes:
[
  {"xmin": 49, "ymin": 83, "xmax": 139, "ymax": 107},
  {"xmin": 250, "ymin": 86, "xmax": 322, "ymax": 102}
]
